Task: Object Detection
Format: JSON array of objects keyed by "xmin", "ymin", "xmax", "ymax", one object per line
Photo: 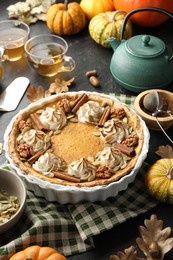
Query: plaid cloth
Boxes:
[{"xmin": 0, "ymin": 93, "xmax": 158, "ymax": 259}]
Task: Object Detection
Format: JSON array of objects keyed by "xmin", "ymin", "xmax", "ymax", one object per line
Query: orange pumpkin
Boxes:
[
  {"xmin": 80, "ymin": 0, "xmax": 115, "ymax": 21},
  {"xmin": 113, "ymin": 0, "xmax": 173, "ymax": 27},
  {"xmin": 46, "ymin": 0, "xmax": 86, "ymax": 35},
  {"xmin": 9, "ymin": 245, "xmax": 67, "ymax": 260}
]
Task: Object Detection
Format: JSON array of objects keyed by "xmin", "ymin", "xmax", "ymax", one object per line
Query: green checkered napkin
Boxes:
[{"xmin": 0, "ymin": 94, "xmax": 158, "ymax": 259}]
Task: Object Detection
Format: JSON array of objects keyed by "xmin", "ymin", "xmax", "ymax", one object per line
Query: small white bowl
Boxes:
[
  {"xmin": 0, "ymin": 169, "xmax": 26, "ymax": 234},
  {"xmin": 134, "ymin": 89, "xmax": 173, "ymax": 131}
]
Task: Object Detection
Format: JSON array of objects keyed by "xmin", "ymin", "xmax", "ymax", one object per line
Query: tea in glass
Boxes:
[
  {"xmin": 24, "ymin": 34, "xmax": 75, "ymax": 77},
  {"xmin": 0, "ymin": 20, "xmax": 30, "ymax": 62}
]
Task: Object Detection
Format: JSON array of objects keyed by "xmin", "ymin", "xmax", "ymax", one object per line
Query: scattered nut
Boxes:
[
  {"xmin": 86, "ymin": 70, "xmax": 97, "ymax": 77},
  {"xmin": 89, "ymin": 76, "xmax": 100, "ymax": 87}
]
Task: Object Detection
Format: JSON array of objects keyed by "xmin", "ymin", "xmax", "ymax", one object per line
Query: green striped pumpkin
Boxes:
[
  {"xmin": 145, "ymin": 159, "xmax": 173, "ymax": 203},
  {"xmin": 88, "ymin": 10, "xmax": 132, "ymax": 48}
]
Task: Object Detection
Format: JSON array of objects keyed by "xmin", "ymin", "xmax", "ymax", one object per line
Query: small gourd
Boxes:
[
  {"xmin": 145, "ymin": 158, "xmax": 173, "ymax": 203},
  {"xmin": 89, "ymin": 11, "xmax": 132, "ymax": 48},
  {"xmin": 9, "ymin": 245, "xmax": 67, "ymax": 260},
  {"xmin": 46, "ymin": 0, "xmax": 86, "ymax": 35}
]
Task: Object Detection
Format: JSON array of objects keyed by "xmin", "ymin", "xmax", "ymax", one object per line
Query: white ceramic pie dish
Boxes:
[{"xmin": 4, "ymin": 92, "xmax": 150, "ymax": 204}]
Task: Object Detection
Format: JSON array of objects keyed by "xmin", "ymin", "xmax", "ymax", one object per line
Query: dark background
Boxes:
[{"xmin": 0, "ymin": 0, "xmax": 173, "ymax": 259}]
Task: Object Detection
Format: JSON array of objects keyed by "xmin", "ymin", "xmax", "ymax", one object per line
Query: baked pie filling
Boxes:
[{"xmin": 8, "ymin": 92, "xmax": 144, "ymax": 187}]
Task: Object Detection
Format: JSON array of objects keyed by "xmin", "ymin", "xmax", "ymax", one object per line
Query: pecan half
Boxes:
[
  {"xmin": 58, "ymin": 99, "xmax": 71, "ymax": 112},
  {"xmin": 122, "ymin": 134, "xmax": 139, "ymax": 147},
  {"xmin": 17, "ymin": 143, "xmax": 33, "ymax": 158},
  {"xmin": 96, "ymin": 166, "xmax": 114, "ymax": 179},
  {"xmin": 110, "ymin": 107, "xmax": 126, "ymax": 120},
  {"xmin": 18, "ymin": 120, "xmax": 32, "ymax": 132}
]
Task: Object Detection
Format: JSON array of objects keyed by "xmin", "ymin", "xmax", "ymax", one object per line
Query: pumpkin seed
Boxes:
[
  {"xmin": 48, "ymin": 130, "xmax": 54, "ymax": 136},
  {"xmin": 20, "ymin": 157, "xmax": 27, "ymax": 161},
  {"xmin": 101, "ymin": 102, "xmax": 107, "ymax": 107},
  {"xmin": 35, "ymin": 140, "xmax": 42, "ymax": 150},
  {"xmin": 25, "ymin": 161, "xmax": 31, "ymax": 167},
  {"xmin": 21, "ymin": 126, "xmax": 31, "ymax": 135},
  {"xmin": 93, "ymin": 131, "xmax": 101, "ymax": 137},
  {"xmin": 0, "ymin": 143, "xmax": 3, "ymax": 155},
  {"xmin": 36, "ymin": 109, "xmax": 44, "ymax": 114},
  {"xmin": 67, "ymin": 114, "xmax": 74, "ymax": 119},
  {"xmin": 0, "ymin": 189, "xmax": 20, "ymax": 224},
  {"xmin": 44, "ymin": 135, "xmax": 50, "ymax": 143},
  {"xmin": 88, "ymin": 115, "xmax": 94, "ymax": 122},
  {"xmin": 54, "ymin": 130, "xmax": 61, "ymax": 135},
  {"xmin": 69, "ymin": 117, "xmax": 78, "ymax": 123},
  {"xmin": 88, "ymin": 174, "xmax": 95, "ymax": 181},
  {"xmin": 43, "ymin": 122, "xmax": 50, "ymax": 129},
  {"xmin": 122, "ymin": 117, "xmax": 128, "ymax": 123},
  {"xmin": 58, "ymin": 165, "xmax": 67, "ymax": 171}
]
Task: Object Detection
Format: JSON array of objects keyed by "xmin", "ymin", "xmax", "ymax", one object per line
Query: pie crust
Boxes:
[{"xmin": 8, "ymin": 92, "xmax": 145, "ymax": 188}]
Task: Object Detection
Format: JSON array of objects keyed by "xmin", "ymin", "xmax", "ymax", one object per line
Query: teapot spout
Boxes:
[{"xmin": 108, "ymin": 37, "xmax": 120, "ymax": 51}]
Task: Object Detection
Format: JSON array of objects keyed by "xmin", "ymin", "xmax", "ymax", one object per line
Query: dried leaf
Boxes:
[
  {"xmin": 136, "ymin": 214, "xmax": 173, "ymax": 260},
  {"xmin": 48, "ymin": 77, "xmax": 75, "ymax": 94},
  {"xmin": 26, "ymin": 84, "xmax": 45, "ymax": 102},
  {"xmin": 110, "ymin": 246, "xmax": 145, "ymax": 260},
  {"xmin": 7, "ymin": 0, "xmax": 56, "ymax": 24},
  {"xmin": 155, "ymin": 145, "xmax": 173, "ymax": 158},
  {"xmin": 26, "ymin": 77, "xmax": 74, "ymax": 103}
]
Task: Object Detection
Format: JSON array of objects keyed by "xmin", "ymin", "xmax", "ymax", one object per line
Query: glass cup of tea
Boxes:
[
  {"xmin": 0, "ymin": 20, "xmax": 30, "ymax": 62},
  {"xmin": 24, "ymin": 34, "xmax": 76, "ymax": 77}
]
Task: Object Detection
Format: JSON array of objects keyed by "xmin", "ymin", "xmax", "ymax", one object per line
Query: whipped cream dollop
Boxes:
[
  {"xmin": 39, "ymin": 107, "xmax": 67, "ymax": 130},
  {"xmin": 68, "ymin": 158, "xmax": 96, "ymax": 181},
  {"xmin": 94, "ymin": 147, "xmax": 130, "ymax": 171},
  {"xmin": 33, "ymin": 152, "xmax": 66, "ymax": 177},
  {"xmin": 77, "ymin": 101, "xmax": 104, "ymax": 123},
  {"xmin": 22, "ymin": 129, "xmax": 51, "ymax": 152},
  {"xmin": 100, "ymin": 118, "xmax": 132, "ymax": 144}
]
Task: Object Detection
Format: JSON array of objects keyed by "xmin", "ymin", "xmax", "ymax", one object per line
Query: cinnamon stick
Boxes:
[
  {"xmin": 53, "ymin": 171, "xmax": 81, "ymax": 183},
  {"xmin": 71, "ymin": 93, "xmax": 88, "ymax": 113},
  {"xmin": 98, "ymin": 106, "xmax": 110, "ymax": 127},
  {"xmin": 28, "ymin": 144, "xmax": 51, "ymax": 164},
  {"xmin": 30, "ymin": 113, "xmax": 45, "ymax": 130},
  {"xmin": 114, "ymin": 143, "xmax": 136, "ymax": 157}
]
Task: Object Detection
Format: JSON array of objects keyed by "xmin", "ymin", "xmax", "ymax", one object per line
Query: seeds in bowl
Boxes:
[{"xmin": 0, "ymin": 189, "xmax": 20, "ymax": 224}]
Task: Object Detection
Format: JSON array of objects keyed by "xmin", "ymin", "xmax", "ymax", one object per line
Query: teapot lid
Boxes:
[{"xmin": 126, "ymin": 35, "xmax": 165, "ymax": 58}]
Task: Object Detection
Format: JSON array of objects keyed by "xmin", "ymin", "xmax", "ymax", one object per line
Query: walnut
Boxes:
[
  {"xmin": 96, "ymin": 166, "xmax": 114, "ymax": 179},
  {"xmin": 110, "ymin": 107, "xmax": 126, "ymax": 120},
  {"xmin": 122, "ymin": 134, "xmax": 139, "ymax": 147},
  {"xmin": 58, "ymin": 99, "xmax": 71, "ymax": 112},
  {"xmin": 17, "ymin": 143, "xmax": 33, "ymax": 158},
  {"xmin": 18, "ymin": 120, "xmax": 32, "ymax": 132}
]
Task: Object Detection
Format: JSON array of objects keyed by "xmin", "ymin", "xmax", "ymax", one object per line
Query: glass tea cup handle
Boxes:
[
  {"xmin": 60, "ymin": 56, "xmax": 75, "ymax": 72},
  {"xmin": 0, "ymin": 46, "xmax": 5, "ymax": 62}
]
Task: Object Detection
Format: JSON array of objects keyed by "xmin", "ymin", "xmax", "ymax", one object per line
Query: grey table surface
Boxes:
[{"xmin": 0, "ymin": 0, "xmax": 173, "ymax": 259}]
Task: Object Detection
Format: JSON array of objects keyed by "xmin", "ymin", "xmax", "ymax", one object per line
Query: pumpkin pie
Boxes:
[{"xmin": 8, "ymin": 92, "xmax": 145, "ymax": 187}]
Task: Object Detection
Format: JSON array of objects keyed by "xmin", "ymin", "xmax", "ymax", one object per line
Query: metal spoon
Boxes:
[{"xmin": 143, "ymin": 91, "xmax": 173, "ymax": 144}]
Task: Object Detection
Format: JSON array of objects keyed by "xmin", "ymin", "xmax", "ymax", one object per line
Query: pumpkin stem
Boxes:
[
  {"xmin": 167, "ymin": 165, "xmax": 173, "ymax": 180},
  {"xmin": 112, "ymin": 10, "xmax": 127, "ymax": 22},
  {"xmin": 64, "ymin": 0, "xmax": 68, "ymax": 10}
]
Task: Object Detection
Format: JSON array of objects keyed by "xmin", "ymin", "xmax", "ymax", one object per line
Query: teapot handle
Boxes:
[{"xmin": 121, "ymin": 7, "xmax": 173, "ymax": 61}]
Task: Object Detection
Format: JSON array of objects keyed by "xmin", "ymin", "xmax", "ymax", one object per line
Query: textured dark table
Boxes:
[{"xmin": 0, "ymin": 1, "xmax": 173, "ymax": 259}]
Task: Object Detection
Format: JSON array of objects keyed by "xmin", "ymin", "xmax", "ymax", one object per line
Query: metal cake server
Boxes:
[{"xmin": 0, "ymin": 77, "xmax": 30, "ymax": 112}]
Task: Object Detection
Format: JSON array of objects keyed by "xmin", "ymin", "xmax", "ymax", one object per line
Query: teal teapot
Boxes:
[{"xmin": 109, "ymin": 7, "xmax": 173, "ymax": 93}]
